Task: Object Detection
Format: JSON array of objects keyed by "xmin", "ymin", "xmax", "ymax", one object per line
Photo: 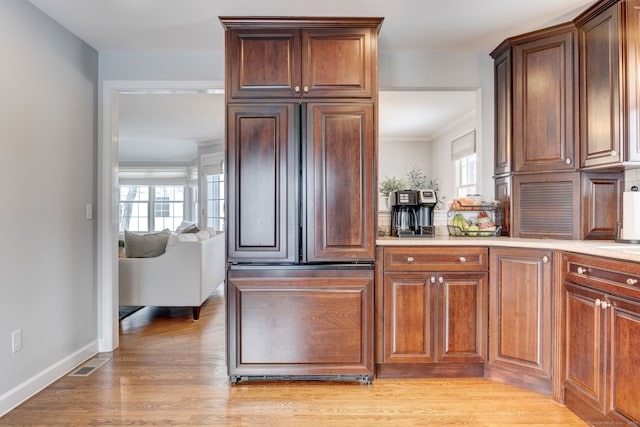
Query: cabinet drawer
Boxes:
[
  {"xmin": 564, "ymin": 252, "xmax": 640, "ymax": 301},
  {"xmin": 384, "ymin": 247, "xmax": 488, "ymax": 272}
]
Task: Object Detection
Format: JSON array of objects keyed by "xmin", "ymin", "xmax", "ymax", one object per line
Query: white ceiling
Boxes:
[{"xmin": 27, "ymin": 0, "xmax": 597, "ymax": 163}]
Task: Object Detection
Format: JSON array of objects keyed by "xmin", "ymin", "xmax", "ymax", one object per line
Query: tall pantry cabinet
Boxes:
[
  {"xmin": 220, "ymin": 17, "xmax": 383, "ymax": 383},
  {"xmin": 491, "ymin": 17, "xmax": 624, "ymax": 240}
]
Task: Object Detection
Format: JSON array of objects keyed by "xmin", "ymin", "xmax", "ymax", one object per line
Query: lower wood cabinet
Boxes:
[
  {"xmin": 563, "ymin": 253, "xmax": 640, "ymax": 426},
  {"xmin": 227, "ymin": 267, "xmax": 374, "ymax": 382},
  {"xmin": 487, "ymin": 247, "xmax": 555, "ymax": 396},
  {"xmin": 376, "ymin": 246, "xmax": 488, "ymax": 378}
]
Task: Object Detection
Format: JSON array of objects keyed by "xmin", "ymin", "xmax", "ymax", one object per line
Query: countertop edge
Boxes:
[{"xmin": 376, "ymin": 236, "xmax": 640, "ymax": 263}]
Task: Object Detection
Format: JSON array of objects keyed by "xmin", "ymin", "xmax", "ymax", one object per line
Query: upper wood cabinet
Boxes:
[
  {"xmin": 512, "ymin": 25, "xmax": 577, "ymax": 172},
  {"xmin": 221, "ymin": 17, "xmax": 382, "ymax": 100},
  {"xmin": 576, "ymin": 0, "xmax": 640, "ymax": 168},
  {"xmin": 492, "ymin": 45, "xmax": 512, "ymax": 176},
  {"xmin": 491, "ymin": 23, "xmax": 577, "ymax": 175}
]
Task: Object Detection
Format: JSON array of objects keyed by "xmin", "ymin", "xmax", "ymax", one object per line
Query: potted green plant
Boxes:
[{"xmin": 379, "ymin": 175, "xmax": 405, "ymax": 209}]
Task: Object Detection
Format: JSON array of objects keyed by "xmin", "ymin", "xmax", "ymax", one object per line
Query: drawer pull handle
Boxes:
[
  {"xmin": 459, "ymin": 257, "xmax": 466, "ymax": 263},
  {"xmin": 406, "ymin": 256, "xmax": 415, "ymax": 262},
  {"xmin": 627, "ymin": 278, "xmax": 638, "ymax": 286},
  {"xmin": 542, "ymin": 256, "xmax": 549, "ymax": 263},
  {"xmin": 577, "ymin": 267, "xmax": 588, "ymax": 274}
]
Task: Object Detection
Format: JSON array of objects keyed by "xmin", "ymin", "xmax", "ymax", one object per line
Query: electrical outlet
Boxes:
[{"xmin": 11, "ymin": 329, "xmax": 22, "ymax": 353}]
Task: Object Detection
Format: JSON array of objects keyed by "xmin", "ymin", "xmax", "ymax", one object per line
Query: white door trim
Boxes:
[{"xmin": 98, "ymin": 80, "xmax": 224, "ymax": 352}]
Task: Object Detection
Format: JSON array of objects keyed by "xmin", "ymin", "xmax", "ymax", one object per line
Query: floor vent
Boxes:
[{"xmin": 68, "ymin": 357, "xmax": 109, "ymax": 377}]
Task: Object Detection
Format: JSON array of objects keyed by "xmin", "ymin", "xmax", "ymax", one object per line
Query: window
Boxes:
[
  {"xmin": 119, "ymin": 185, "xmax": 185, "ymax": 233},
  {"xmin": 455, "ymin": 153, "xmax": 477, "ymax": 198},
  {"xmin": 206, "ymin": 174, "xmax": 224, "ymax": 230},
  {"xmin": 451, "ymin": 130, "xmax": 477, "ymax": 198}
]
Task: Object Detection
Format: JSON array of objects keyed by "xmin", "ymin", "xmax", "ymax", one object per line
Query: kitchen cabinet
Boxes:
[
  {"xmin": 563, "ymin": 252, "xmax": 640, "ymax": 426},
  {"xmin": 222, "ymin": 17, "xmax": 381, "ymax": 382},
  {"xmin": 377, "ymin": 246, "xmax": 488, "ymax": 378},
  {"xmin": 512, "ymin": 172, "xmax": 581, "ymax": 240},
  {"xmin": 494, "ymin": 175, "xmax": 511, "ymax": 236},
  {"xmin": 222, "ymin": 17, "xmax": 380, "ymax": 100},
  {"xmin": 491, "ymin": 23, "xmax": 577, "ymax": 174},
  {"xmin": 227, "ymin": 267, "xmax": 374, "ymax": 383},
  {"xmin": 576, "ymin": 0, "xmax": 640, "ymax": 168},
  {"xmin": 580, "ymin": 171, "xmax": 623, "ymax": 240},
  {"xmin": 488, "ymin": 247, "xmax": 554, "ymax": 395},
  {"xmin": 512, "ymin": 24, "xmax": 577, "ymax": 173},
  {"xmin": 492, "ymin": 44, "xmax": 512, "ymax": 177}
]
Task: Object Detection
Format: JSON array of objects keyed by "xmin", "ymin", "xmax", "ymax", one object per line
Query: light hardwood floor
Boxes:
[{"xmin": 0, "ymin": 285, "xmax": 588, "ymax": 426}]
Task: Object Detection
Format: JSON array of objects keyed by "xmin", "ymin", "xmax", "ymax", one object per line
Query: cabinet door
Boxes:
[
  {"xmin": 305, "ymin": 103, "xmax": 375, "ymax": 262},
  {"xmin": 227, "ymin": 268, "xmax": 374, "ymax": 378},
  {"xmin": 226, "ymin": 29, "xmax": 301, "ymax": 99},
  {"xmin": 513, "ymin": 27, "xmax": 576, "ymax": 172},
  {"xmin": 489, "ymin": 248, "xmax": 553, "ymax": 383},
  {"xmin": 580, "ymin": 172, "xmax": 623, "ymax": 240},
  {"xmin": 578, "ymin": 4, "xmax": 622, "ymax": 168},
  {"xmin": 302, "ymin": 27, "xmax": 374, "ymax": 98},
  {"xmin": 383, "ymin": 273, "xmax": 435, "ymax": 363},
  {"xmin": 624, "ymin": 1, "xmax": 640, "ymax": 162},
  {"xmin": 226, "ymin": 104, "xmax": 298, "ymax": 263},
  {"xmin": 494, "ymin": 175, "xmax": 511, "ymax": 236},
  {"xmin": 512, "ymin": 172, "xmax": 581, "ymax": 240},
  {"xmin": 493, "ymin": 47, "xmax": 512, "ymax": 176},
  {"xmin": 563, "ymin": 282, "xmax": 607, "ymax": 414},
  {"xmin": 437, "ymin": 273, "xmax": 487, "ymax": 363},
  {"xmin": 609, "ymin": 296, "xmax": 640, "ymax": 424}
]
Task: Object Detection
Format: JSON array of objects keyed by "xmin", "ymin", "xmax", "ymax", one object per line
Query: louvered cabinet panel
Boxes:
[{"xmin": 512, "ymin": 172, "xmax": 580, "ymax": 239}]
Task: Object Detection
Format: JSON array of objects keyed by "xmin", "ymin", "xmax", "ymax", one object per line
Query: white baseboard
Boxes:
[{"xmin": 0, "ymin": 341, "xmax": 98, "ymax": 417}]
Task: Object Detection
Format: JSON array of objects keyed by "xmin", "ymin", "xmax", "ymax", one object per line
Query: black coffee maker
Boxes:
[{"xmin": 389, "ymin": 189, "xmax": 438, "ymax": 237}]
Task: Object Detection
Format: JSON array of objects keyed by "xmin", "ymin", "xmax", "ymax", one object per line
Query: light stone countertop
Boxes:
[{"xmin": 376, "ymin": 236, "xmax": 640, "ymax": 263}]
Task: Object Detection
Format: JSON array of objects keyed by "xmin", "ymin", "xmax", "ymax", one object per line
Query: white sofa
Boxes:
[{"xmin": 119, "ymin": 230, "xmax": 225, "ymax": 320}]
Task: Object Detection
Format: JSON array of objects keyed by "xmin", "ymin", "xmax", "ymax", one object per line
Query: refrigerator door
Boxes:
[
  {"xmin": 226, "ymin": 103, "xmax": 300, "ymax": 263},
  {"xmin": 304, "ymin": 102, "xmax": 376, "ymax": 263}
]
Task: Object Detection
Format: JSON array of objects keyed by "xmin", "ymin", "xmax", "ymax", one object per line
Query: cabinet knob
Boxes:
[
  {"xmin": 294, "ymin": 86, "xmax": 300, "ymax": 93},
  {"xmin": 542, "ymin": 256, "xmax": 549, "ymax": 263},
  {"xmin": 459, "ymin": 256, "xmax": 466, "ymax": 263},
  {"xmin": 303, "ymin": 86, "xmax": 309, "ymax": 93},
  {"xmin": 438, "ymin": 276, "xmax": 444, "ymax": 284},
  {"xmin": 595, "ymin": 298, "xmax": 602, "ymax": 307},
  {"xmin": 611, "ymin": 150, "xmax": 617, "ymax": 156},
  {"xmin": 577, "ymin": 267, "xmax": 588, "ymax": 274},
  {"xmin": 430, "ymin": 276, "xmax": 436, "ymax": 283},
  {"xmin": 406, "ymin": 256, "xmax": 414, "ymax": 262},
  {"xmin": 601, "ymin": 301, "xmax": 610, "ymax": 310},
  {"xmin": 565, "ymin": 158, "xmax": 571, "ymax": 165},
  {"xmin": 627, "ymin": 278, "xmax": 638, "ymax": 286}
]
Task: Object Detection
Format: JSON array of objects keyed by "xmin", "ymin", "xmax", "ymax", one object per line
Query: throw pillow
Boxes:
[
  {"xmin": 181, "ymin": 224, "xmax": 200, "ymax": 234},
  {"xmin": 125, "ymin": 229, "xmax": 171, "ymax": 258}
]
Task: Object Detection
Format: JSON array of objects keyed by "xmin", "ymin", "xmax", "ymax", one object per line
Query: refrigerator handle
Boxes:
[{"xmin": 299, "ymin": 103, "xmax": 307, "ymax": 264}]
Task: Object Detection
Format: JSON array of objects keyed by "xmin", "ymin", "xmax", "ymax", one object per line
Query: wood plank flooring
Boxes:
[{"xmin": 0, "ymin": 285, "xmax": 588, "ymax": 426}]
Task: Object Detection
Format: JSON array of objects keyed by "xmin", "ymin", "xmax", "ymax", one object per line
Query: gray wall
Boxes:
[{"xmin": 0, "ymin": 0, "xmax": 98, "ymax": 414}]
